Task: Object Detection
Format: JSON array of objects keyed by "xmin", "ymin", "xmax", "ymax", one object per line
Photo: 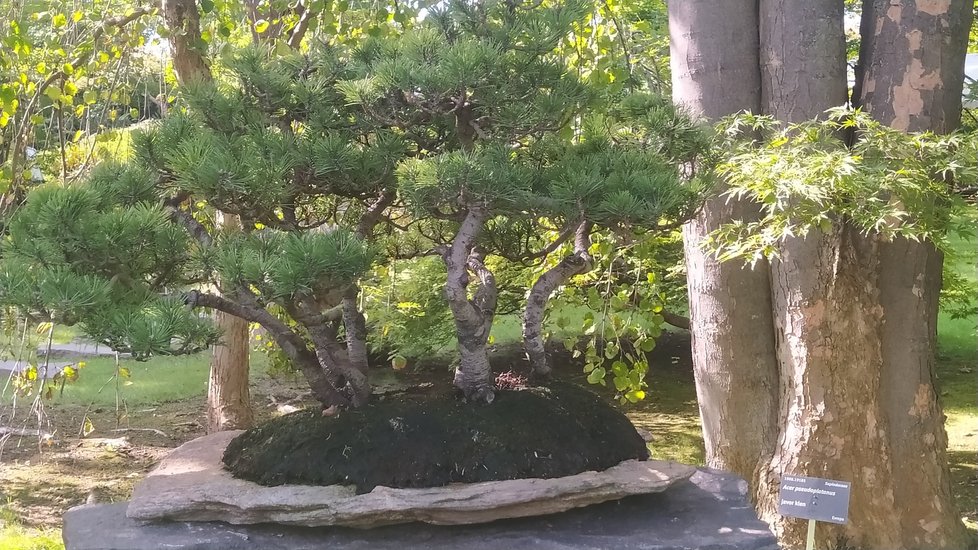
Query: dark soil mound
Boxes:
[{"xmin": 222, "ymin": 382, "xmax": 649, "ymax": 494}]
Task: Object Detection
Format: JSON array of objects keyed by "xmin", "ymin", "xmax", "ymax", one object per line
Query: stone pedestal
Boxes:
[{"xmin": 63, "ymin": 469, "xmax": 778, "ymax": 550}]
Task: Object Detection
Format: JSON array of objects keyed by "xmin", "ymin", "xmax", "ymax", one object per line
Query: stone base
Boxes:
[
  {"xmin": 64, "ymin": 469, "xmax": 778, "ymax": 550},
  {"xmin": 127, "ymin": 431, "xmax": 695, "ymax": 528}
]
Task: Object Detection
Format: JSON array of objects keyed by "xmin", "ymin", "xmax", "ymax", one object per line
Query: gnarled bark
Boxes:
[
  {"xmin": 342, "ymin": 289, "xmax": 370, "ymax": 374},
  {"xmin": 668, "ymin": 0, "xmax": 781, "ymax": 484},
  {"xmin": 441, "ymin": 208, "xmax": 496, "ymax": 403},
  {"xmin": 523, "ymin": 221, "xmax": 593, "ymax": 376}
]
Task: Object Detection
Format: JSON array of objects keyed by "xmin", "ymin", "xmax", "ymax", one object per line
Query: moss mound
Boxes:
[{"xmin": 222, "ymin": 382, "xmax": 649, "ymax": 494}]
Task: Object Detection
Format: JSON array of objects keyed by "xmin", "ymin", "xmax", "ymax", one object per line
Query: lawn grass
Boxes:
[
  {"xmin": 937, "ymin": 228, "xmax": 978, "ymax": 532},
  {"xmin": 0, "ymin": 506, "xmax": 62, "ymax": 550},
  {"xmin": 1, "ymin": 351, "xmax": 271, "ymax": 411}
]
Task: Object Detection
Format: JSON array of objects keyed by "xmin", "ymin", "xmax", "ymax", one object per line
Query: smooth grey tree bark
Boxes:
[{"xmin": 667, "ymin": 0, "xmax": 781, "ymax": 486}]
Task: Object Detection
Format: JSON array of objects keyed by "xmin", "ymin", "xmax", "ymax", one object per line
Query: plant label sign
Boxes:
[{"xmin": 778, "ymin": 475, "xmax": 851, "ymax": 525}]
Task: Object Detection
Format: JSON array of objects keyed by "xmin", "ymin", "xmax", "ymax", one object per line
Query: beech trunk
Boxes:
[{"xmin": 668, "ymin": 0, "xmax": 781, "ymax": 482}]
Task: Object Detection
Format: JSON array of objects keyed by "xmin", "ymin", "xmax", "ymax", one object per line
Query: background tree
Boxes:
[
  {"xmin": 854, "ymin": 1, "xmax": 974, "ymax": 546},
  {"xmin": 162, "ymin": 0, "xmax": 256, "ymax": 432},
  {"xmin": 667, "ymin": 0, "xmax": 781, "ymax": 487},
  {"xmin": 672, "ymin": 1, "xmax": 975, "ymax": 548}
]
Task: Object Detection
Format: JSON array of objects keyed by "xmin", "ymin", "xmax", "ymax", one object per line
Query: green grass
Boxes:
[
  {"xmin": 1, "ymin": 350, "xmax": 270, "ymax": 410},
  {"xmin": 42, "ymin": 352, "xmax": 271, "ymax": 409},
  {"xmin": 0, "ymin": 507, "xmax": 62, "ymax": 550},
  {"xmin": 936, "ymin": 228, "xmax": 977, "ymax": 532}
]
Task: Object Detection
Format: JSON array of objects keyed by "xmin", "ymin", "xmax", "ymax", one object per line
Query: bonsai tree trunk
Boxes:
[
  {"xmin": 442, "ymin": 208, "xmax": 497, "ymax": 403},
  {"xmin": 523, "ymin": 221, "xmax": 593, "ymax": 376},
  {"xmin": 854, "ymin": 1, "xmax": 973, "ymax": 547},
  {"xmin": 342, "ymin": 289, "xmax": 370, "ymax": 374},
  {"xmin": 194, "ymin": 290, "xmax": 355, "ymax": 408},
  {"xmin": 339, "ymin": 189, "xmax": 397, "ymax": 375},
  {"xmin": 668, "ymin": 0, "xmax": 780, "ymax": 483}
]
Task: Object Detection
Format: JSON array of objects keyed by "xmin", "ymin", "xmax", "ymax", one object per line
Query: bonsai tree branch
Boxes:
[
  {"xmin": 523, "ymin": 220, "xmax": 594, "ymax": 376},
  {"xmin": 190, "ymin": 290, "xmax": 351, "ymax": 407},
  {"xmin": 284, "ymin": 299, "xmax": 370, "ymax": 407}
]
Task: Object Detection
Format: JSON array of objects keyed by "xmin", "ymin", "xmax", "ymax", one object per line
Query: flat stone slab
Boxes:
[
  {"xmin": 66, "ymin": 469, "xmax": 777, "ymax": 550},
  {"xmin": 128, "ymin": 431, "xmax": 696, "ymax": 528}
]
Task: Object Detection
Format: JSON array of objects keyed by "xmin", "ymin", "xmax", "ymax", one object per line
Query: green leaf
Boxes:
[
  {"xmin": 200, "ymin": 0, "xmax": 214, "ymax": 13},
  {"xmin": 624, "ymin": 389, "xmax": 646, "ymax": 403},
  {"xmin": 44, "ymin": 86, "xmax": 61, "ymax": 103},
  {"xmin": 586, "ymin": 366, "xmax": 606, "ymax": 385}
]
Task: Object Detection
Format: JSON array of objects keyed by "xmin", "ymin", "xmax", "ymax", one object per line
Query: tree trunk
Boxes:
[
  {"xmin": 668, "ymin": 0, "xmax": 781, "ymax": 483},
  {"xmin": 342, "ymin": 289, "xmax": 370, "ymax": 374},
  {"xmin": 523, "ymin": 221, "xmax": 592, "ymax": 376},
  {"xmin": 207, "ymin": 310, "xmax": 253, "ymax": 432},
  {"xmin": 442, "ymin": 208, "xmax": 496, "ymax": 403},
  {"xmin": 163, "ymin": 0, "xmax": 254, "ymax": 432},
  {"xmin": 855, "ymin": 2, "xmax": 973, "ymax": 547},
  {"xmin": 757, "ymin": 2, "xmax": 912, "ymax": 547},
  {"xmin": 206, "ymin": 217, "xmax": 253, "ymax": 432},
  {"xmin": 161, "ymin": 0, "xmax": 211, "ymax": 84}
]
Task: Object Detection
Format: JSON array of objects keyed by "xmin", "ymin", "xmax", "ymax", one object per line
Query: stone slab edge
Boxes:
[{"xmin": 127, "ymin": 430, "xmax": 696, "ymax": 528}]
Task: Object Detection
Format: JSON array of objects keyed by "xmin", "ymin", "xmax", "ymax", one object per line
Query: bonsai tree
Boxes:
[
  {"xmin": 339, "ymin": 0, "xmax": 595, "ymax": 402},
  {"xmin": 0, "ymin": 45, "xmax": 406, "ymax": 409}
]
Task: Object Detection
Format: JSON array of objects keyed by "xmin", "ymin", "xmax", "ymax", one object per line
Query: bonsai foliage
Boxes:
[
  {"xmin": 341, "ymin": 0, "xmax": 704, "ymax": 402},
  {"xmin": 1, "ymin": 44, "xmax": 398, "ymax": 408},
  {"xmin": 518, "ymin": 96, "xmax": 706, "ymax": 378},
  {"xmin": 0, "ymin": 0, "xmax": 707, "ymax": 409}
]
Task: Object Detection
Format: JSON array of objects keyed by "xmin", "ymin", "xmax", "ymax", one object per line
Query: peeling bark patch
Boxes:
[
  {"xmin": 906, "ymin": 30, "xmax": 922, "ymax": 51},
  {"xmin": 909, "ymin": 383, "xmax": 933, "ymax": 417},
  {"xmin": 889, "ymin": 59, "xmax": 941, "ymax": 130},
  {"xmin": 886, "ymin": 4, "xmax": 902, "ymax": 23},
  {"xmin": 915, "ymin": 0, "xmax": 950, "ymax": 16}
]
